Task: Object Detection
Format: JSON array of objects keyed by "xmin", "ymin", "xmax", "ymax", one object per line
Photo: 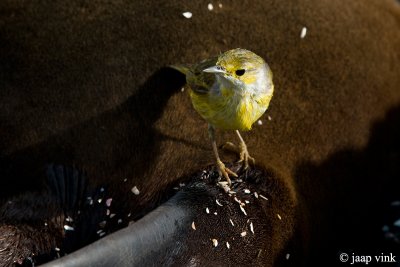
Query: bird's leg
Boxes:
[
  {"xmin": 208, "ymin": 124, "xmax": 238, "ymax": 185},
  {"xmin": 222, "ymin": 130, "xmax": 255, "ymax": 169}
]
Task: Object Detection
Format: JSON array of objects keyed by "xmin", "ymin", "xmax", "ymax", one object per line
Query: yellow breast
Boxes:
[{"xmin": 189, "ymin": 87, "xmax": 272, "ymax": 131}]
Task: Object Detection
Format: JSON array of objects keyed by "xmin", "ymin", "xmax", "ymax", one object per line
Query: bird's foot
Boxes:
[
  {"xmin": 216, "ymin": 160, "xmax": 238, "ymax": 186},
  {"xmin": 222, "ymin": 142, "xmax": 255, "ymax": 169}
]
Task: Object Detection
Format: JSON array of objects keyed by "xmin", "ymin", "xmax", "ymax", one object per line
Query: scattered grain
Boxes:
[
  {"xmin": 183, "ymin": 12, "xmax": 192, "ymax": 19},
  {"xmin": 64, "ymin": 225, "xmax": 74, "ymax": 231},
  {"xmin": 300, "ymin": 27, "xmax": 307, "ymax": 38},
  {"xmin": 106, "ymin": 198, "xmax": 113, "ymax": 207},
  {"xmin": 240, "ymin": 205, "xmax": 247, "ymax": 216},
  {"xmin": 131, "ymin": 186, "xmax": 140, "ymax": 195}
]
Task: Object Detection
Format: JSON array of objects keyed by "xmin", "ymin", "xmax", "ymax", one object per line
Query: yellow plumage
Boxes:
[{"xmin": 171, "ymin": 48, "xmax": 274, "ymax": 184}]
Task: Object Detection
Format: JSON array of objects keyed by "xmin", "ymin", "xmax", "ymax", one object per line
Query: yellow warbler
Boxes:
[{"xmin": 172, "ymin": 48, "xmax": 274, "ymax": 184}]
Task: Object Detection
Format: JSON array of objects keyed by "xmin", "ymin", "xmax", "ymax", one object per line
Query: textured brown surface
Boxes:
[{"xmin": 0, "ymin": 0, "xmax": 400, "ymax": 266}]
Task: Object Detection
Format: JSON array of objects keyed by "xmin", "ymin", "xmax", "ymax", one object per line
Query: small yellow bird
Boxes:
[{"xmin": 172, "ymin": 48, "xmax": 274, "ymax": 185}]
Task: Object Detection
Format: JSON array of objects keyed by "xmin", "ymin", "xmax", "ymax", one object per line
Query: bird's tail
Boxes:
[{"xmin": 169, "ymin": 64, "xmax": 191, "ymax": 76}]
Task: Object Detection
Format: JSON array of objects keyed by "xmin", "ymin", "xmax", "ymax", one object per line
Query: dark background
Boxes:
[{"xmin": 1, "ymin": 0, "xmax": 400, "ymax": 266}]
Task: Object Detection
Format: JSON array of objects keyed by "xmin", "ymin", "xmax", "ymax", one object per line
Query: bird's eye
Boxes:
[{"xmin": 235, "ymin": 69, "xmax": 245, "ymax": 76}]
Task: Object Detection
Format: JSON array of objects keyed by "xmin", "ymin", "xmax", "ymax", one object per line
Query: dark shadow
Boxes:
[
  {"xmin": 0, "ymin": 67, "xmax": 186, "ymax": 203},
  {"xmin": 295, "ymin": 105, "xmax": 400, "ymax": 266}
]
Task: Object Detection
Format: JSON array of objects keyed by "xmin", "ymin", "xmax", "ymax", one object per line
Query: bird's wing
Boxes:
[{"xmin": 171, "ymin": 57, "xmax": 218, "ymax": 94}]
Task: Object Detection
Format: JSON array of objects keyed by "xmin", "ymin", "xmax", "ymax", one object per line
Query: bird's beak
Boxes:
[{"xmin": 203, "ymin": 66, "xmax": 226, "ymax": 74}]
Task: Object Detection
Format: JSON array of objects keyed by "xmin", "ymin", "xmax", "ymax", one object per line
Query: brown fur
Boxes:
[{"xmin": 0, "ymin": 0, "xmax": 400, "ymax": 266}]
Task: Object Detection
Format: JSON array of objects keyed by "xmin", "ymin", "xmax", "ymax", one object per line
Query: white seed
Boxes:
[
  {"xmin": 212, "ymin": 239, "xmax": 218, "ymax": 247},
  {"xmin": 250, "ymin": 222, "xmax": 254, "ymax": 234},
  {"xmin": 181, "ymin": 87, "xmax": 185, "ymax": 92},
  {"xmin": 55, "ymin": 247, "xmax": 60, "ymax": 252},
  {"xmin": 206, "ymin": 207, "xmax": 210, "ymax": 214},
  {"xmin": 286, "ymin": 253, "xmax": 290, "ymax": 260},
  {"xmin": 182, "ymin": 12, "xmax": 192, "ymax": 19},
  {"xmin": 240, "ymin": 205, "xmax": 247, "ymax": 216},
  {"xmin": 300, "ymin": 27, "xmax": 307, "ymax": 38},
  {"xmin": 44, "ymin": 222, "xmax": 48, "ymax": 226},
  {"xmin": 99, "ymin": 232, "xmax": 106, "ymax": 237},
  {"xmin": 64, "ymin": 225, "xmax": 74, "ymax": 231},
  {"xmin": 179, "ymin": 183, "xmax": 186, "ymax": 187},
  {"xmin": 192, "ymin": 221, "xmax": 196, "ymax": 230},
  {"xmin": 241, "ymin": 231, "xmax": 247, "ymax": 237},
  {"xmin": 131, "ymin": 186, "xmax": 140, "ymax": 195},
  {"xmin": 277, "ymin": 214, "xmax": 282, "ymax": 220},
  {"xmin": 259, "ymin": 194, "xmax": 268, "ymax": 201},
  {"xmin": 97, "ymin": 198, "xmax": 102, "ymax": 203},
  {"xmin": 106, "ymin": 198, "xmax": 113, "ymax": 207},
  {"xmin": 106, "ymin": 209, "xmax": 110, "ymax": 216},
  {"xmin": 229, "ymin": 219, "xmax": 235, "ymax": 226},
  {"xmin": 208, "ymin": 3, "xmax": 213, "ymax": 10},
  {"xmin": 244, "ymin": 189, "xmax": 251, "ymax": 194},
  {"xmin": 245, "ymin": 200, "xmax": 250, "ymax": 204},
  {"xmin": 214, "ymin": 212, "xmax": 218, "ymax": 215},
  {"xmin": 123, "ymin": 178, "xmax": 127, "ymax": 182},
  {"xmin": 254, "ymin": 192, "xmax": 259, "ymax": 198},
  {"xmin": 65, "ymin": 216, "xmax": 73, "ymax": 222},
  {"xmin": 218, "ymin": 181, "xmax": 230, "ymax": 193},
  {"xmin": 118, "ymin": 219, "xmax": 123, "ymax": 224},
  {"xmin": 226, "ymin": 242, "xmax": 230, "ymax": 249},
  {"xmin": 110, "ymin": 213, "xmax": 116, "ymax": 218},
  {"xmin": 257, "ymin": 120, "xmax": 263, "ymax": 125},
  {"xmin": 216, "ymin": 199, "xmax": 223, "ymax": 206},
  {"xmin": 218, "ymin": 3, "xmax": 222, "ymax": 8},
  {"xmin": 267, "ymin": 115, "xmax": 272, "ymax": 121}
]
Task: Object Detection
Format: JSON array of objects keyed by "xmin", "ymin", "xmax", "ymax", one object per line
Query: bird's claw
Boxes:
[
  {"xmin": 216, "ymin": 160, "xmax": 237, "ymax": 185},
  {"xmin": 222, "ymin": 141, "xmax": 255, "ymax": 170}
]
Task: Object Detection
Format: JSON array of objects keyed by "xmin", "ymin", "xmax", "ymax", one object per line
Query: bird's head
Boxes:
[{"xmin": 203, "ymin": 48, "xmax": 272, "ymax": 93}]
